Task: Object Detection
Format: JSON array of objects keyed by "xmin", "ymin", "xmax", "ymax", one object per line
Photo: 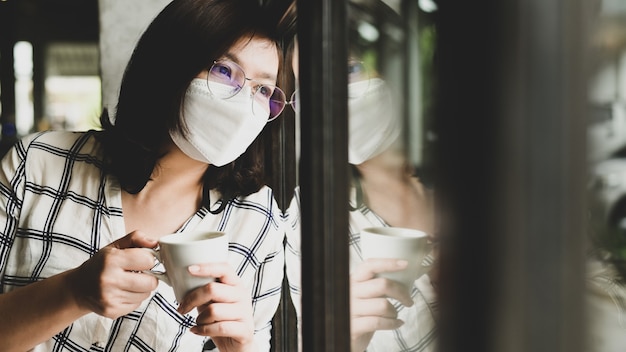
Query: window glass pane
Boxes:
[
  {"xmin": 587, "ymin": 1, "xmax": 626, "ymax": 349},
  {"xmin": 42, "ymin": 43, "xmax": 101, "ymax": 132},
  {"xmin": 283, "ymin": 0, "xmax": 439, "ymax": 350},
  {"xmin": 14, "ymin": 41, "xmax": 33, "ymax": 136},
  {"xmin": 345, "ymin": 1, "xmax": 438, "ymax": 351}
]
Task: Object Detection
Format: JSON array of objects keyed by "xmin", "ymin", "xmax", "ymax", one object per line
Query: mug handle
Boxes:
[{"xmin": 142, "ymin": 248, "xmax": 171, "ymax": 286}]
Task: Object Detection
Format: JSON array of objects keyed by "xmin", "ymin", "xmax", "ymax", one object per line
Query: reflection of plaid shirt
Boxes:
[
  {"xmin": 285, "ymin": 187, "xmax": 438, "ymax": 352},
  {"xmin": 0, "ymin": 130, "xmax": 284, "ymax": 352}
]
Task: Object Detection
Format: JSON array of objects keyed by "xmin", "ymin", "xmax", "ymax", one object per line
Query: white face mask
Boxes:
[
  {"xmin": 170, "ymin": 79, "xmax": 268, "ymax": 166},
  {"xmin": 347, "ymin": 78, "xmax": 401, "ymax": 165}
]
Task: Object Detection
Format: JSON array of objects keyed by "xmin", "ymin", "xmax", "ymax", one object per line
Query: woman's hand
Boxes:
[
  {"xmin": 67, "ymin": 231, "xmax": 159, "ymax": 319},
  {"xmin": 177, "ymin": 262, "xmax": 256, "ymax": 352},
  {"xmin": 350, "ymin": 258, "xmax": 414, "ymax": 352}
]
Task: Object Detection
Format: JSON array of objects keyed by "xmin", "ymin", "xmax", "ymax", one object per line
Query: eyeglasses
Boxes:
[
  {"xmin": 348, "ymin": 59, "xmax": 369, "ymax": 88},
  {"xmin": 287, "ymin": 60, "xmax": 370, "ymax": 111},
  {"xmin": 207, "ymin": 60, "xmax": 287, "ymax": 121}
]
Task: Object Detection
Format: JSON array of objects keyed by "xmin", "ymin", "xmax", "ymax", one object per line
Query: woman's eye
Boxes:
[
  {"xmin": 211, "ymin": 63, "xmax": 232, "ymax": 79},
  {"xmin": 257, "ymin": 85, "xmax": 273, "ymax": 99}
]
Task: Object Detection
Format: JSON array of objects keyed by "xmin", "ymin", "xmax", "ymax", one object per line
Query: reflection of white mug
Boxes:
[
  {"xmin": 360, "ymin": 227, "xmax": 431, "ymax": 288},
  {"xmin": 144, "ymin": 230, "xmax": 229, "ymax": 302}
]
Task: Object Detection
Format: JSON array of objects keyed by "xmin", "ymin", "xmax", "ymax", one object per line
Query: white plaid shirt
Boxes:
[
  {"xmin": 285, "ymin": 187, "xmax": 438, "ymax": 352},
  {"xmin": 0, "ymin": 130, "xmax": 284, "ymax": 352}
]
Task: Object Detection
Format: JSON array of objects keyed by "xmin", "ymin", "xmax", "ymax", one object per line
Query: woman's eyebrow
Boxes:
[
  {"xmin": 221, "ymin": 52, "xmax": 239, "ymax": 63},
  {"xmin": 221, "ymin": 52, "xmax": 277, "ymax": 82}
]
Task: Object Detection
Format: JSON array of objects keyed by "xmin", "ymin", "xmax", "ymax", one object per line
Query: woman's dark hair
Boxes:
[
  {"xmin": 97, "ymin": 0, "xmax": 283, "ymax": 213},
  {"xmin": 277, "ymin": 1, "xmax": 297, "ymax": 53}
]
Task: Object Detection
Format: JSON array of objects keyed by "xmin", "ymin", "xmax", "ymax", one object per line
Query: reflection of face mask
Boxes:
[
  {"xmin": 170, "ymin": 79, "xmax": 267, "ymax": 166},
  {"xmin": 348, "ymin": 78, "xmax": 401, "ymax": 165}
]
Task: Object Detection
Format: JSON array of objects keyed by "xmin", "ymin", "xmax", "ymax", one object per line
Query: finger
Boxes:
[
  {"xmin": 352, "ymin": 316, "xmax": 404, "ymax": 335},
  {"xmin": 196, "ymin": 302, "xmax": 252, "ymax": 325},
  {"xmin": 107, "ymin": 247, "xmax": 158, "ymax": 272},
  {"xmin": 191, "ymin": 321, "xmax": 252, "ymax": 341},
  {"xmin": 111, "ymin": 230, "xmax": 158, "ymax": 250},
  {"xmin": 351, "ymin": 258, "xmax": 408, "ymax": 283},
  {"xmin": 113, "ymin": 289, "xmax": 154, "ymax": 306},
  {"xmin": 351, "ymin": 297, "xmax": 398, "ymax": 318},
  {"xmin": 99, "ymin": 266, "xmax": 158, "ymax": 294},
  {"xmin": 122, "ymin": 271, "xmax": 159, "ymax": 293},
  {"xmin": 352, "ymin": 277, "xmax": 413, "ymax": 307},
  {"xmin": 95, "ymin": 284, "xmax": 155, "ymax": 318},
  {"xmin": 178, "ymin": 281, "xmax": 246, "ymax": 315},
  {"xmin": 187, "ymin": 263, "xmax": 242, "ymax": 286}
]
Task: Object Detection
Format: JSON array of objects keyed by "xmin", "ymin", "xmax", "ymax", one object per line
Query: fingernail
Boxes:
[
  {"xmin": 188, "ymin": 265, "xmax": 200, "ymax": 273},
  {"xmin": 397, "ymin": 260, "xmax": 408, "ymax": 267}
]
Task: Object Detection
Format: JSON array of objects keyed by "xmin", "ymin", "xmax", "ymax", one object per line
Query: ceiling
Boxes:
[
  {"xmin": 10, "ymin": 0, "xmax": 99, "ymax": 42},
  {"xmin": 1, "ymin": 0, "xmax": 100, "ymax": 76}
]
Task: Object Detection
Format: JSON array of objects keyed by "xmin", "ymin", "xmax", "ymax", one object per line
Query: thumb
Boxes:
[{"xmin": 111, "ymin": 230, "xmax": 158, "ymax": 249}]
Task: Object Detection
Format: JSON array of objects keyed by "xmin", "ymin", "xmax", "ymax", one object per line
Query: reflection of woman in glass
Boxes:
[
  {"xmin": 282, "ymin": 1, "xmax": 438, "ymax": 351},
  {"xmin": 346, "ymin": 63, "xmax": 437, "ymax": 352}
]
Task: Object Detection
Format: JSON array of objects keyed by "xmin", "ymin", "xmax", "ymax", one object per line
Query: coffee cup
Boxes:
[
  {"xmin": 360, "ymin": 226, "xmax": 432, "ymax": 288},
  {"xmin": 144, "ymin": 230, "xmax": 229, "ymax": 302}
]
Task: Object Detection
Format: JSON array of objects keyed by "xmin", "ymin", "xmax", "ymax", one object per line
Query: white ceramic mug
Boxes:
[
  {"xmin": 360, "ymin": 226, "xmax": 432, "ymax": 288},
  {"xmin": 144, "ymin": 230, "xmax": 229, "ymax": 302}
]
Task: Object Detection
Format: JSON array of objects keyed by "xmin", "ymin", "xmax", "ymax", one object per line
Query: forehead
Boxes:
[
  {"xmin": 229, "ymin": 35, "xmax": 277, "ymax": 55},
  {"xmin": 224, "ymin": 35, "xmax": 279, "ymax": 80}
]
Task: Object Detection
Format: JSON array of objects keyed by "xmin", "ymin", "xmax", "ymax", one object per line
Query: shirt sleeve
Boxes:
[{"xmin": 0, "ymin": 134, "xmax": 34, "ymax": 283}]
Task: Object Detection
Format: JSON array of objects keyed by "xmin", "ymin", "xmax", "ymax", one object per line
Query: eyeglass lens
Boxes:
[
  {"xmin": 207, "ymin": 60, "xmax": 286, "ymax": 120},
  {"xmin": 348, "ymin": 60, "xmax": 368, "ymax": 83},
  {"xmin": 348, "ymin": 60, "xmax": 369, "ymax": 98}
]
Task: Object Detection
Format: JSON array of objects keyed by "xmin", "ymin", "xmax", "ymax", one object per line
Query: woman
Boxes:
[{"xmin": 0, "ymin": 0, "xmax": 287, "ymax": 351}]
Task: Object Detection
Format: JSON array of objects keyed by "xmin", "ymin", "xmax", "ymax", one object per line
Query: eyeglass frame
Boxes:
[
  {"xmin": 206, "ymin": 59, "xmax": 288, "ymax": 121},
  {"xmin": 206, "ymin": 59, "xmax": 369, "ymax": 117},
  {"xmin": 285, "ymin": 59, "xmax": 370, "ymax": 113}
]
